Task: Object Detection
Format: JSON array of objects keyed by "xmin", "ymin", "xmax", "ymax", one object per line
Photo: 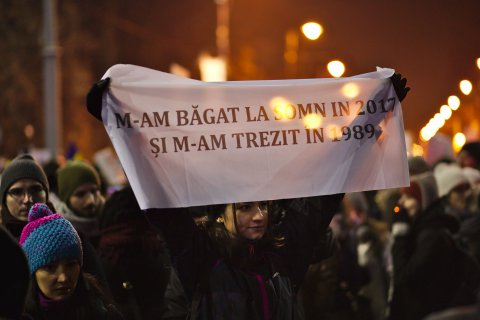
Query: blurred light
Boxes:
[
  {"xmin": 427, "ymin": 120, "xmax": 438, "ymax": 132},
  {"xmin": 169, "ymin": 63, "xmax": 191, "ymax": 78},
  {"xmin": 447, "ymin": 95, "xmax": 460, "ymax": 110},
  {"xmin": 411, "ymin": 143, "xmax": 424, "ymax": 157},
  {"xmin": 477, "ymin": 58, "xmax": 480, "ymax": 70},
  {"xmin": 284, "ymin": 50, "xmax": 298, "ymax": 64},
  {"xmin": 420, "ymin": 127, "xmax": 432, "ymax": 142},
  {"xmin": 198, "ymin": 53, "xmax": 227, "ymax": 82},
  {"xmin": 394, "ymin": 206, "xmax": 400, "ymax": 214},
  {"xmin": 452, "ymin": 132, "xmax": 466, "ymax": 152},
  {"xmin": 24, "ymin": 124, "xmax": 34, "ymax": 139},
  {"xmin": 426, "ymin": 122, "xmax": 439, "ymax": 136},
  {"xmin": 341, "ymin": 83, "xmax": 360, "ymax": 98},
  {"xmin": 301, "ymin": 22, "xmax": 323, "ymax": 40},
  {"xmin": 459, "ymin": 80, "xmax": 473, "ymax": 95},
  {"xmin": 326, "ymin": 124, "xmax": 340, "ymax": 140},
  {"xmin": 270, "ymin": 96, "xmax": 295, "ymax": 120},
  {"xmin": 216, "ymin": 25, "xmax": 229, "ymax": 39},
  {"xmin": 284, "ymin": 30, "xmax": 299, "ymax": 64},
  {"xmin": 433, "ymin": 113, "xmax": 445, "ymax": 128},
  {"xmin": 327, "ymin": 60, "xmax": 345, "ymax": 78},
  {"xmin": 303, "ymin": 113, "xmax": 323, "ymax": 129},
  {"xmin": 439, "ymin": 105, "xmax": 452, "ymax": 120}
]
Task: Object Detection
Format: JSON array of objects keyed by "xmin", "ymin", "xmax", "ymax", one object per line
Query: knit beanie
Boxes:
[
  {"xmin": 57, "ymin": 160, "xmax": 100, "ymax": 204},
  {"xmin": 20, "ymin": 203, "xmax": 83, "ymax": 274},
  {"xmin": 433, "ymin": 163, "xmax": 470, "ymax": 197},
  {"xmin": 0, "ymin": 154, "xmax": 49, "ymax": 205},
  {"xmin": 402, "ymin": 172, "xmax": 439, "ymax": 210}
]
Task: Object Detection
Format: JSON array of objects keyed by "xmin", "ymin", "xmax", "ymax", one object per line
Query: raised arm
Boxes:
[{"xmin": 276, "ymin": 193, "xmax": 344, "ymax": 288}]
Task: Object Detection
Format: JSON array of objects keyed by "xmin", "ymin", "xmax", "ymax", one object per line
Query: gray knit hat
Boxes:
[{"xmin": 0, "ymin": 154, "xmax": 49, "ymax": 205}]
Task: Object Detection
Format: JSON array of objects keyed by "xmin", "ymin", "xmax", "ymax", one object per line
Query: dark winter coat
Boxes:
[
  {"xmin": 390, "ymin": 201, "xmax": 480, "ymax": 320},
  {"xmin": 98, "ymin": 220, "xmax": 171, "ymax": 320},
  {"xmin": 147, "ymin": 194, "xmax": 343, "ymax": 320}
]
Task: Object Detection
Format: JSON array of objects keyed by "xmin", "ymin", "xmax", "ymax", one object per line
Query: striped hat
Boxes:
[{"xmin": 20, "ymin": 203, "xmax": 82, "ymax": 274}]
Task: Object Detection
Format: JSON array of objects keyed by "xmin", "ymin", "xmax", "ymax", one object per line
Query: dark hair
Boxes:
[
  {"xmin": 203, "ymin": 202, "xmax": 285, "ymax": 267},
  {"xmin": 24, "ymin": 271, "xmax": 120, "ymax": 319}
]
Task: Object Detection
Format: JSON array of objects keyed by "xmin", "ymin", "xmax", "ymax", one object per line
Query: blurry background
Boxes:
[{"xmin": 1, "ymin": 0, "xmax": 479, "ymax": 161}]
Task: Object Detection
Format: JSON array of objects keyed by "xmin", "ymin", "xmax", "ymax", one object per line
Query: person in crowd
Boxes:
[
  {"xmin": 300, "ymin": 194, "xmax": 371, "ymax": 320},
  {"xmin": 20, "ymin": 203, "xmax": 122, "ymax": 320},
  {"xmin": 374, "ymin": 155, "xmax": 430, "ymax": 227},
  {"xmin": 389, "ymin": 172, "xmax": 480, "ymax": 320},
  {"xmin": 149, "ymin": 196, "xmax": 344, "ymax": 319},
  {"xmin": 86, "ymin": 72, "xmax": 410, "ymax": 319},
  {"xmin": 434, "ymin": 162, "xmax": 473, "ymax": 221},
  {"xmin": 462, "ymin": 166, "xmax": 480, "ymax": 215},
  {"xmin": 97, "ymin": 186, "xmax": 171, "ymax": 320},
  {"xmin": 345, "ymin": 192, "xmax": 390, "ymax": 320},
  {"xmin": 57, "ymin": 160, "xmax": 105, "ymax": 244},
  {"xmin": 458, "ymin": 214, "xmax": 480, "ymax": 263},
  {"xmin": 0, "ymin": 225, "xmax": 30, "ymax": 319},
  {"xmin": 457, "ymin": 141, "xmax": 480, "ymax": 170},
  {"xmin": 0, "ymin": 154, "xmax": 50, "ymax": 239},
  {"xmin": 0, "ymin": 154, "xmax": 109, "ymax": 290}
]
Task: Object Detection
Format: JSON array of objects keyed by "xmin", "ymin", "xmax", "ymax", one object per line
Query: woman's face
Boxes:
[
  {"xmin": 35, "ymin": 259, "xmax": 80, "ymax": 301},
  {"xmin": 222, "ymin": 201, "xmax": 269, "ymax": 240},
  {"xmin": 398, "ymin": 193, "xmax": 419, "ymax": 218}
]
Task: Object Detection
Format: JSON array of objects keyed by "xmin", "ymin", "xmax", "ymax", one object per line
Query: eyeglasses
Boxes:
[{"xmin": 7, "ymin": 185, "xmax": 46, "ymax": 200}]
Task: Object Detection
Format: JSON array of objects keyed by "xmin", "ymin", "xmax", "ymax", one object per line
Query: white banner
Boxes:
[{"xmin": 101, "ymin": 64, "xmax": 409, "ymax": 209}]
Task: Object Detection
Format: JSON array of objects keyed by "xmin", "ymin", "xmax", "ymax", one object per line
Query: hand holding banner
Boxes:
[{"xmin": 99, "ymin": 64, "xmax": 409, "ymax": 209}]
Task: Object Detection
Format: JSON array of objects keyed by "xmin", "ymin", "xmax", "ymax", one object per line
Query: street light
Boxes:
[
  {"xmin": 459, "ymin": 80, "xmax": 472, "ymax": 95},
  {"xmin": 284, "ymin": 21, "xmax": 324, "ymax": 77},
  {"xmin": 440, "ymin": 104, "xmax": 452, "ymax": 120},
  {"xmin": 198, "ymin": 53, "xmax": 227, "ymax": 82},
  {"xmin": 448, "ymin": 95, "xmax": 460, "ymax": 110},
  {"xmin": 301, "ymin": 22, "xmax": 323, "ymax": 40},
  {"xmin": 452, "ymin": 132, "xmax": 466, "ymax": 152},
  {"xmin": 327, "ymin": 60, "xmax": 345, "ymax": 78}
]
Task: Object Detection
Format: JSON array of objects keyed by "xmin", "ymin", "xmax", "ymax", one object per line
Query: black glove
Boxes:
[
  {"xmin": 86, "ymin": 77, "xmax": 111, "ymax": 121},
  {"xmin": 390, "ymin": 73, "xmax": 410, "ymax": 102}
]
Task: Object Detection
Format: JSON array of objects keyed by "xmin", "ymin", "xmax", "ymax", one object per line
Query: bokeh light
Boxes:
[
  {"xmin": 303, "ymin": 113, "xmax": 323, "ymax": 129},
  {"xmin": 433, "ymin": 113, "xmax": 445, "ymax": 128},
  {"xmin": 270, "ymin": 96, "xmax": 294, "ymax": 120},
  {"xmin": 301, "ymin": 22, "xmax": 323, "ymax": 40},
  {"xmin": 327, "ymin": 60, "xmax": 345, "ymax": 78},
  {"xmin": 341, "ymin": 83, "xmax": 360, "ymax": 98},
  {"xmin": 439, "ymin": 105, "xmax": 452, "ymax": 120},
  {"xmin": 447, "ymin": 95, "xmax": 460, "ymax": 110},
  {"xmin": 452, "ymin": 132, "xmax": 466, "ymax": 152},
  {"xmin": 459, "ymin": 80, "xmax": 473, "ymax": 95}
]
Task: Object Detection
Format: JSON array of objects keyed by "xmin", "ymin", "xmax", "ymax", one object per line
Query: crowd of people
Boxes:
[{"xmin": 2, "ymin": 75, "xmax": 480, "ymax": 320}]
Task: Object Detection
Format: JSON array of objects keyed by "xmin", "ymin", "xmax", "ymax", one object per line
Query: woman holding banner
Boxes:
[{"xmin": 86, "ymin": 72, "xmax": 409, "ymax": 319}]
